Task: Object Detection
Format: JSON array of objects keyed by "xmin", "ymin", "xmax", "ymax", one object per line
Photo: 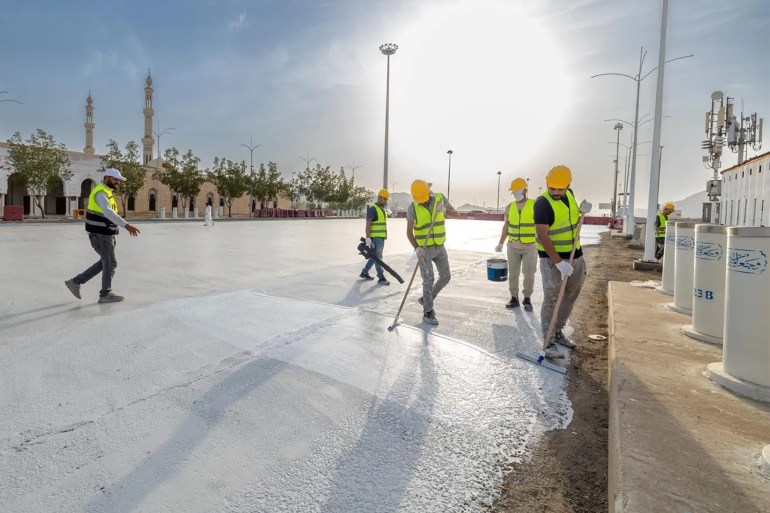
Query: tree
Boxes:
[
  {"xmin": 207, "ymin": 157, "xmax": 248, "ymax": 217},
  {"xmin": 100, "ymin": 140, "xmax": 146, "ymax": 216},
  {"xmin": 251, "ymin": 162, "xmax": 285, "ymax": 208},
  {"xmin": 155, "ymin": 148, "xmax": 205, "ymax": 212},
  {"xmin": 349, "ymin": 185, "xmax": 374, "ymax": 211},
  {"xmin": 3, "ymin": 130, "xmax": 71, "ymax": 218}
]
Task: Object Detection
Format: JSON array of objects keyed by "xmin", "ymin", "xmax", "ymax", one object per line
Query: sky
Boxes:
[{"xmin": 1, "ymin": 0, "xmax": 768, "ymax": 210}]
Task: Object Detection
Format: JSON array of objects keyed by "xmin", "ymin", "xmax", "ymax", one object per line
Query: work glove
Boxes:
[
  {"xmin": 579, "ymin": 200, "xmax": 592, "ymax": 214},
  {"xmin": 495, "ymin": 243, "xmax": 504, "ymax": 253},
  {"xmin": 365, "ymin": 237, "xmax": 374, "ymax": 248},
  {"xmin": 435, "ymin": 199, "xmax": 446, "ymax": 214},
  {"xmin": 555, "ymin": 260, "xmax": 574, "ymax": 279},
  {"xmin": 414, "ymin": 246, "xmax": 427, "ymax": 260}
]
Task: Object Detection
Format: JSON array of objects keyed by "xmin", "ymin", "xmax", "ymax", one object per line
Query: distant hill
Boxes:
[{"xmin": 632, "ymin": 190, "xmax": 708, "ymax": 219}]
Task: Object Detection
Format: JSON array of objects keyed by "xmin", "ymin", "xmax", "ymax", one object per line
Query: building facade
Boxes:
[{"xmin": 719, "ymin": 151, "xmax": 770, "ymax": 227}]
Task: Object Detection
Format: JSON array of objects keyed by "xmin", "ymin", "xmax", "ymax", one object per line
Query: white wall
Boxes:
[{"xmin": 721, "ymin": 153, "xmax": 770, "ymax": 227}]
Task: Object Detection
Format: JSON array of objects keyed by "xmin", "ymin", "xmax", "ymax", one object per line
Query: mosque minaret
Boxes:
[
  {"xmin": 142, "ymin": 71, "xmax": 154, "ymax": 164},
  {"xmin": 83, "ymin": 93, "xmax": 95, "ymax": 155}
]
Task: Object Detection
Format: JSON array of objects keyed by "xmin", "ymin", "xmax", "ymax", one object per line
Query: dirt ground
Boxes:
[{"xmin": 492, "ymin": 232, "xmax": 653, "ymax": 513}]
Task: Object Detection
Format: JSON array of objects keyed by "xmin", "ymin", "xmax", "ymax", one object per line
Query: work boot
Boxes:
[
  {"xmin": 555, "ymin": 331, "xmax": 576, "ymax": 349},
  {"xmin": 423, "ymin": 310, "xmax": 439, "ymax": 325},
  {"xmin": 377, "ymin": 277, "xmax": 390, "ymax": 286},
  {"xmin": 505, "ymin": 296, "xmax": 520, "ymax": 309},
  {"xmin": 359, "ymin": 271, "xmax": 374, "ymax": 281},
  {"xmin": 522, "ymin": 297, "xmax": 533, "ymax": 312},
  {"xmin": 98, "ymin": 293, "xmax": 125, "ymax": 304},
  {"xmin": 65, "ymin": 279, "xmax": 81, "ymax": 299},
  {"xmin": 544, "ymin": 344, "xmax": 564, "ymax": 360}
]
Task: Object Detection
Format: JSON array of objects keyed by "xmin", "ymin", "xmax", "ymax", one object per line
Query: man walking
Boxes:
[
  {"xmin": 360, "ymin": 188, "xmax": 391, "ymax": 285},
  {"xmin": 655, "ymin": 202, "xmax": 675, "ymax": 260},
  {"xmin": 495, "ymin": 177, "xmax": 537, "ymax": 312},
  {"xmin": 534, "ymin": 165, "xmax": 591, "ymax": 358},
  {"xmin": 65, "ymin": 168, "xmax": 141, "ymax": 303},
  {"xmin": 204, "ymin": 199, "xmax": 214, "ymax": 226},
  {"xmin": 406, "ymin": 179, "xmax": 459, "ymax": 326}
]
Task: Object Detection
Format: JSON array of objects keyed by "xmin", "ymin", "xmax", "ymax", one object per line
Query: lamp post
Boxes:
[
  {"xmin": 241, "ymin": 138, "xmax": 263, "ymax": 216},
  {"xmin": 346, "ymin": 162, "xmax": 363, "ymax": 183},
  {"xmin": 446, "ymin": 150, "xmax": 453, "ymax": 198},
  {"xmin": 496, "ymin": 170, "xmax": 502, "ymax": 213},
  {"xmin": 153, "ymin": 121, "xmax": 174, "ymax": 218},
  {"xmin": 0, "ymin": 91, "xmax": 22, "ymax": 105},
  {"xmin": 611, "ymin": 123, "xmax": 623, "ymax": 217},
  {"xmin": 380, "ymin": 43, "xmax": 398, "ymax": 190},
  {"xmin": 592, "ymin": 47, "xmax": 693, "ymax": 237}
]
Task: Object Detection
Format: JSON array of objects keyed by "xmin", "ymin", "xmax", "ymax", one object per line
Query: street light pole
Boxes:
[
  {"xmin": 496, "ymin": 170, "xmax": 502, "ymax": 213},
  {"xmin": 446, "ymin": 150, "xmax": 453, "ymax": 198},
  {"xmin": 153, "ymin": 120, "xmax": 174, "ymax": 218},
  {"xmin": 345, "ymin": 162, "xmax": 363, "ymax": 183},
  {"xmin": 380, "ymin": 43, "xmax": 398, "ymax": 190},
  {"xmin": 0, "ymin": 91, "xmax": 23, "ymax": 105},
  {"xmin": 612, "ymin": 123, "xmax": 623, "ymax": 217},
  {"xmin": 241, "ymin": 138, "xmax": 263, "ymax": 216}
]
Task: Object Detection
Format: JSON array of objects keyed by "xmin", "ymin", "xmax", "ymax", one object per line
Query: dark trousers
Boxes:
[{"xmin": 75, "ymin": 234, "xmax": 117, "ymax": 296}]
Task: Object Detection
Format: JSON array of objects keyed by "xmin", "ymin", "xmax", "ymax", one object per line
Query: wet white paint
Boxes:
[{"xmin": 0, "ymin": 220, "xmax": 604, "ymax": 512}]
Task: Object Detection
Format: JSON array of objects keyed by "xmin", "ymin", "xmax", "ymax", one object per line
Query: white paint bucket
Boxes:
[
  {"xmin": 683, "ymin": 224, "xmax": 726, "ymax": 345},
  {"xmin": 487, "ymin": 258, "xmax": 508, "ymax": 282}
]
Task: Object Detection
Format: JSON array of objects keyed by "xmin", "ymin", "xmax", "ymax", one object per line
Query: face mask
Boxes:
[{"xmin": 513, "ymin": 191, "xmax": 525, "ymax": 201}]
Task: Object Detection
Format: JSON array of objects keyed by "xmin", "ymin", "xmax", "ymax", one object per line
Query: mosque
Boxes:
[{"xmin": 0, "ymin": 73, "xmax": 287, "ymax": 218}]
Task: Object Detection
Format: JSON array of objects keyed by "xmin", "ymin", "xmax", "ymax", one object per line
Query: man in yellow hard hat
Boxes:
[
  {"xmin": 360, "ymin": 188, "xmax": 391, "ymax": 285},
  {"xmin": 407, "ymin": 179, "xmax": 459, "ymax": 326},
  {"xmin": 655, "ymin": 202, "xmax": 675, "ymax": 260},
  {"xmin": 534, "ymin": 165, "xmax": 591, "ymax": 359},
  {"xmin": 495, "ymin": 177, "xmax": 537, "ymax": 311}
]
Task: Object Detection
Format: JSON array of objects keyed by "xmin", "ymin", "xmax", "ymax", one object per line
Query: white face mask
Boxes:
[{"xmin": 513, "ymin": 191, "xmax": 525, "ymax": 201}]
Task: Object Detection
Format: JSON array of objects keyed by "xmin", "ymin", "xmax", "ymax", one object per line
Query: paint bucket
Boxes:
[{"xmin": 487, "ymin": 258, "xmax": 508, "ymax": 282}]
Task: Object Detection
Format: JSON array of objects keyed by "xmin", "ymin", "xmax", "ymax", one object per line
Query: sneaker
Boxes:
[
  {"xmin": 505, "ymin": 296, "xmax": 520, "ymax": 309},
  {"xmin": 555, "ymin": 331, "xmax": 576, "ymax": 349},
  {"xmin": 65, "ymin": 279, "xmax": 81, "ymax": 299},
  {"xmin": 98, "ymin": 293, "xmax": 125, "ymax": 304},
  {"xmin": 359, "ymin": 272, "xmax": 375, "ymax": 281},
  {"xmin": 544, "ymin": 344, "xmax": 564, "ymax": 360},
  {"xmin": 377, "ymin": 277, "xmax": 390, "ymax": 286},
  {"xmin": 522, "ymin": 297, "xmax": 533, "ymax": 312},
  {"xmin": 423, "ymin": 310, "xmax": 439, "ymax": 325}
]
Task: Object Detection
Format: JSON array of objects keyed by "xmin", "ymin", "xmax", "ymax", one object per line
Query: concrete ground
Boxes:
[
  {"xmin": 0, "ymin": 219, "xmax": 603, "ymax": 513},
  {"xmin": 608, "ymin": 282, "xmax": 770, "ymax": 513}
]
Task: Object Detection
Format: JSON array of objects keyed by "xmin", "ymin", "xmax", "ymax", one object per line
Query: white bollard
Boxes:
[
  {"xmin": 668, "ymin": 222, "xmax": 696, "ymax": 315},
  {"xmin": 214, "ymin": 208, "xmax": 219, "ymax": 219},
  {"xmin": 160, "ymin": 207, "xmax": 166, "ymax": 220},
  {"xmin": 707, "ymin": 227, "xmax": 770, "ymax": 402},
  {"xmin": 172, "ymin": 207, "xmax": 178, "ymax": 219},
  {"xmin": 184, "ymin": 209, "xmax": 189, "ymax": 219},
  {"xmin": 194, "ymin": 208, "xmax": 199, "ymax": 219},
  {"xmin": 656, "ymin": 221, "xmax": 676, "ymax": 295},
  {"xmin": 682, "ymin": 225, "xmax": 725, "ymax": 345}
]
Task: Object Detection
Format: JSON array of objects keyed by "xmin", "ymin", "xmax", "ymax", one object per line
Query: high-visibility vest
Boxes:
[
  {"xmin": 413, "ymin": 193, "xmax": 446, "ymax": 246},
  {"xmin": 86, "ymin": 183, "xmax": 119, "ymax": 235},
  {"xmin": 370, "ymin": 203, "xmax": 388, "ymax": 239},
  {"xmin": 507, "ymin": 199, "xmax": 536, "ymax": 243},
  {"xmin": 535, "ymin": 190, "xmax": 581, "ymax": 253},
  {"xmin": 656, "ymin": 213, "xmax": 667, "ymax": 238}
]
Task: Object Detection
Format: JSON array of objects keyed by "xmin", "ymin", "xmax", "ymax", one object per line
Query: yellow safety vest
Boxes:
[
  {"xmin": 507, "ymin": 199, "xmax": 536, "ymax": 243},
  {"xmin": 535, "ymin": 190, "xmax": 581, "ymax": 253},
  {"xmin": 413, "ymin": 193, "xmax": 446, "ymax": 246},
  {"xmin": 656, "ymin": 213, "xmax": 667, "ymax": 238},
  {"xmin": 370, "ymin": 203, "xmax": 388, "ymax": 239},
  {"xmin": 86, "ymin": 183, "xmax": 119, "ymax": 235}
]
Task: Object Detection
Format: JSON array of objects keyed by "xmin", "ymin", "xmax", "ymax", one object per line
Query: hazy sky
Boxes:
[{"xmin": 1, "ymin": 0, "xmax": 768, "ymax": 209}]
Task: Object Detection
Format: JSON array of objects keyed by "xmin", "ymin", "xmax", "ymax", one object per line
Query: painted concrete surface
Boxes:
[{"xmin": 1, "ymin": 220, "xmax": 603, "ymax": 512}]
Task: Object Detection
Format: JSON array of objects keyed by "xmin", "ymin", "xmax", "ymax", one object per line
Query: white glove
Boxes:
[
  {"xmin": 579, "ymin": 200, "xmax": 592, "ymax": 214},
  {"xmin": 365, "ymin": 237, "xmax": 373, "ymax": 248},
  {"xmin": 435, "ymin": 199, "xmax": 446, "ymax": 213},
  {"xmin": 495, "ymin": 243, "xmax": 503, "ymax": 253},
  {"xmin": 414, "ymin": 246, "xmax": 427, "ymax": 260},
  {"xmin": 555, "ymin": 260, "xmax": 574, "ymax": 278}
]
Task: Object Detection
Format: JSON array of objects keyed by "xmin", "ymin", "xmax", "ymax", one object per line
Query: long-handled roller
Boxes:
[{"xmin": 515, "ymin": 213, "xmax": 585, "ymax": 374}]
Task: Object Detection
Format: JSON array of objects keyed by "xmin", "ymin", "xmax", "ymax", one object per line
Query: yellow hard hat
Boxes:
[
  {"xmin": 546, "ymin": 165, "xmax": 572, "ymax": 189},
  {"xmin": 663, "ymin": 203, "xmax": 675, "ymax": 210},
  {"xmin": 378, "ymin": 188, "xmax": 390, "ymax": 199},
  {"xmin": 510, "ymin": 178, "xmax": 527, "ymax": 192},
  {"xmin": 411, "ymin": 180, "xmax": 430, "ymax": 203}
]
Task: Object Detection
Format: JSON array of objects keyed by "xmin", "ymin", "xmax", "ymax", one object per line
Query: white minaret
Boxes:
[
  {"xmin": 84, "ymin": 92, "xmax": 95, "ymax": 155},
  {"xmin": 142, "ymin": 71, "xmax": 154, "ymax": 164}
]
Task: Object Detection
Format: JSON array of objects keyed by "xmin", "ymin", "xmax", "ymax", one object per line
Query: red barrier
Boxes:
[
  {"xmin": 2, "ymin": 205, "xmax": 23, "ymax": 221},
  {"xmin": 297, "ymin": 210, "xmax": 306, "ymax": 218}
]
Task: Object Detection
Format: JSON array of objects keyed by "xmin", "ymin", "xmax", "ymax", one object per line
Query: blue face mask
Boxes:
[{"xmin": 513, "ymin": 191, "xmax": 525, "ymax": 201}]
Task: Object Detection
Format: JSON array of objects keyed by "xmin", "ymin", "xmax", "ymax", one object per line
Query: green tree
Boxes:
[
  {"xmin": 100, "ymin": 140, "xmax": 146, "ymax": 217},
  {"xmin": 3, "ymin": 130, "xmax": 72, "ymax": 218},
  {"xmin": 155, "ymin": 148, "xmax": 205, "ymax": 212},
  {"xmin": 349, "ymin": 185, "xmax": 374, "ymax": 211},
  {"xmin": 207, "ymin": 157, "xmax": 248, "ymax": 217}
]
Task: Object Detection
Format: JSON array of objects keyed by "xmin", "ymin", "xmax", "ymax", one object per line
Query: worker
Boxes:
[
  {"xmin": 65, "ymin": 168, "xmax": 141, "ymax": 303},
  {"xmin": 534, "ymin": 165, "xmax": 591, "ymax": 359},
  {"xmin": 360, "ymin": 188, "xmax": 391, "ymax": 285},
  {"xmin": 406, "ymin": 179, "xmax": 460, "ymax": 326},
  {"xmin": 655, "ymin": 202, "xmax": 675, "ymax": 260},
  {"xmin": 495, "ymin": 177, "xmax": 537, "ymax": 311}
]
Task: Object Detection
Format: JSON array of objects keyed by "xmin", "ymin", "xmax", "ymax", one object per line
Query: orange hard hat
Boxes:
[
  {"xmin": 546, "ymin": 165, "xmax": 572, "ymax": 189},
  {"xmin": 410, "ymin": 180, "xmax": 430, "ymax": 203},
  {"xmin": 510, "ymin": 178, "xmax": 527, "ymax": 192}
]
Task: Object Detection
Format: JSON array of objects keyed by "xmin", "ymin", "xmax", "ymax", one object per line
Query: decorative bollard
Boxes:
[
  {"xmin": 193, "ymin": 208, "xmax": 199, "ymax": 219},
  {"xmin": 184, "ymin": 209, "xmax": 189, "ymax": 219},
  {"xmin": 682, "ymin": 225, "xmax": 725, "ymax": 345},
  {"xmin": 668, "ymin": 222, "xmax": 696, "ymax": 315},
  {"xmin": 707, "ymin": 227, "xmax": 770, "ymax": 402},
  {"xmin": 656, "ymin": 221, "xmax": 676, "ymax": 295},
  {"xmin": 214, "ymin": 208, "xmax": 219, "ymax": 219},
  {"xmin": 160, "ymin": 207, "xmax": 166, "ymax": 220},
  {"xmin": 172, "ymin": 207, "xmax": 178, "ymax": 219}
]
